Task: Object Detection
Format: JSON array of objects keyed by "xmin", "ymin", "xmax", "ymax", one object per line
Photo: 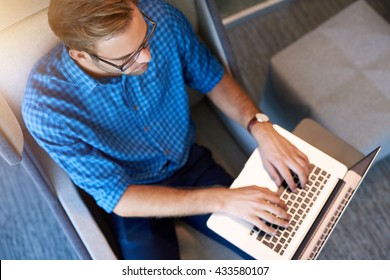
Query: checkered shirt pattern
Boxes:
[{"xmin": 22, "ymin": 0, "xmax": 224, "ymax": 212}]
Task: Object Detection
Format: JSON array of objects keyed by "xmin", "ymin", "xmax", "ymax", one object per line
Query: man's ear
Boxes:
[{"xmin": 68, "ymin": 49, "xmax": 90, "ymax": 62}]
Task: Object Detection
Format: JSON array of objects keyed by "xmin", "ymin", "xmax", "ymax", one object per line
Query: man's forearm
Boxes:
[
  {"xmin": 207, "ymin": 72, "xmax": 261, "ymax": 130},
  {"xmin": 113, "ymin": 184, "xmax": 228, "ymax": 217},
  {"xmin": 113, "ymin": 184, "xmax": 293, "ymax": 236}
]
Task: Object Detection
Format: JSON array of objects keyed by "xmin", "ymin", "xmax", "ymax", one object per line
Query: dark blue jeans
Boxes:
[{"xmin": 110, "ymin": 144, "xmax": 252, "ymax": 260}]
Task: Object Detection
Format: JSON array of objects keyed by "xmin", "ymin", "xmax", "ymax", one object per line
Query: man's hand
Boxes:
[
  {"xmin": 207, "ymin": 73, "xmax": 310, "ymax": 192},
  {"xmin": 220, "ymin": 186, "xmax": 291, "ymax": 235},
  {"xmin": 251, "ymin": 122, "xmax": 311, "ymax": 192}
]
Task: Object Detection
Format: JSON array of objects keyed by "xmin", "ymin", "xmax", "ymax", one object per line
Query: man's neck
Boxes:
[{"xmin": 75, "ymin": 59, "xmax": 122, "ymax": 79}]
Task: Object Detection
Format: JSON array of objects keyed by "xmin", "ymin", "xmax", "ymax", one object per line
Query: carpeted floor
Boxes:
[{"xmin": 0, "ymin": 159, "xmax": 77, "ymax": 259}]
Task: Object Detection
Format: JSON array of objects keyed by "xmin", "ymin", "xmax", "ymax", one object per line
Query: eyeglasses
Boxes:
[{"xmin": 90, "ymin": 11, "xmax": 156, "ymax": 72}]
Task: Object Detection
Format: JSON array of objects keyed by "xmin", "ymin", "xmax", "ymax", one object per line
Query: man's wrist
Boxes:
[{"xmin": 247, "ymin": 113, "xmax": 270, "ymax": 135}]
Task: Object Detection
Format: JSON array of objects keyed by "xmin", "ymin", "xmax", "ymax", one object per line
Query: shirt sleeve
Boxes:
[
  {"xmin": 22, "ymin": 99, "xmax": 129, "ymax": 213},
  {"xmin": 166, "ymin": 3, "xmax": 225, "ymax": 93}
]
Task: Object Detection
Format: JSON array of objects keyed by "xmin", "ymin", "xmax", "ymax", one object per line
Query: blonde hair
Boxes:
[{"xmin": 48, "ymin": 0, "xmax": 138, "ymax": 53}]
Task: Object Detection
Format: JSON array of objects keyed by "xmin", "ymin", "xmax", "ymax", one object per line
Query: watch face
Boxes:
[{"xmin": 255, "ymin": 113, "xmax": 269, "ymax": 122}]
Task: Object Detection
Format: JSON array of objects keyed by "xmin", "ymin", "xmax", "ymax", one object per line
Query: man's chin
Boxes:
[{"xmin": 126, "ymin": 63, "xmax": 149, "ymax": 76}]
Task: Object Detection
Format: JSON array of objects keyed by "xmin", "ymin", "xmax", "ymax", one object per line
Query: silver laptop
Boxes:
[{"xmin": 207, "ymin": 124, "xmax": 381, "ymax": 260}]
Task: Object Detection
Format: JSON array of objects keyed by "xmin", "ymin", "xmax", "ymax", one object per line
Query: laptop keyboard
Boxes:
[{"xmin": 250, "ymin": 164, "xmax": 331, "ymax": 256}]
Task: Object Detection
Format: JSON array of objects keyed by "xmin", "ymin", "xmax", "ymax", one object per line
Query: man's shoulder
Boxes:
[
  {"xmin": 139, "ymin": 0, "xmax": 185, "ymax": 22},
  {"xmin": 140, "ymin": 0, "xmax": 195, "ymax": 46},
  {"xmin": 26, "ymin": 44, "xmax": 69, "ymax": 92},
  {"xmin": 32, "ymin": 43, "xmax": 64, "ymax": 74},
  {"xmin": 139, "ymin": 0, "xmax": 171, "ymax": 10},
  {"xmin": 23, "ymin": 44, "xmax": 73, "ymax": 122}
]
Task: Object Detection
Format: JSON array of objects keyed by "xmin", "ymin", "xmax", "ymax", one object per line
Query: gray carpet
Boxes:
[{"xmin": 0, "ymin": 159, "xmax": 77, "ymax": 259}]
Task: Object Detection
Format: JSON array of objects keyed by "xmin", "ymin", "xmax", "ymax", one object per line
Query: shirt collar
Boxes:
[
  {"xmin": 61, "ymin": 45, "xmax": 99, "ymax": 93},
  {"xmin": 61, "ymin": 45, "xmax": 123, "ymax": 92}
]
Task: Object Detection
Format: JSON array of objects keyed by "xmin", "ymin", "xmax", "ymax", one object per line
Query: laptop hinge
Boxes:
[
  {"xmin": 293, "ymin": 178, "xmax": 346, "ymax": 259},
  {"xmin": 294, "ymin": 170, "xmax": 362, "ymax": 259}
]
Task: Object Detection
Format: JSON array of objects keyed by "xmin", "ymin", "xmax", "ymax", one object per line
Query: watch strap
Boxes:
[{"xmin": 247, "ymin": 116, "xmax": 258, "ymax": 134}]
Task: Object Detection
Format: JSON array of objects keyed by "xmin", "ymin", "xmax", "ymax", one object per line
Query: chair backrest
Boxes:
[
  {"xmin": 0, "ymin": 8, "xmax": 59, "ymax": 127},
  {"xmin": 0, "ymin": 0, "xmax": 50, "ymax": 31}
]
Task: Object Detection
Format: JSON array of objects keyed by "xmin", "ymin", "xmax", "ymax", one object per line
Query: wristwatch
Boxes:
[{"xmin": 247, "ymin": 113, "xmax": 270, "ymax": 134}]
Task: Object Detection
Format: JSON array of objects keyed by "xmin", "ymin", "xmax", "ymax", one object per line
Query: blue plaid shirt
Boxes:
[{"xmin": 22, "ymin": 0, "xmax": 224, "ymax": 213}]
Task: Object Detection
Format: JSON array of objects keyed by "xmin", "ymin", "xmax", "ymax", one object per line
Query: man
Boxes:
[{"xmin": 22, "ymin": 0, "xmax": 310, "ymax": 259}]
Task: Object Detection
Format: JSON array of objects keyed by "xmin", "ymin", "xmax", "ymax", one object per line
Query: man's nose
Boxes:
[{"xmin": 136, "ymin": 47, "xmax": 151, "ymax": 64}]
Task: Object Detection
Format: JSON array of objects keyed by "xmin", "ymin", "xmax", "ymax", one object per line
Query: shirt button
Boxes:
[
  {"xmin": 133, "ymin": 106, "xmax": 138, "ymax": 111},
  {"xmin": 144, "ymin": 126, "xmax": 149, "ymax": 132},
  {"xmin": 165, "ymin": 149, "xmax": 170, "ymax": 155}
]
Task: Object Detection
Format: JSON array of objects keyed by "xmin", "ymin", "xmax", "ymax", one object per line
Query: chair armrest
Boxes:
[
  {"xmin": 195, "ymin": 0, "xmax": 258, "ymax": 156},
  {"xmin": 24, "ymin": 134, "xmax": 117, "ymax": 259},
  {"xmin": 0, "ymin": 92, "xmax": 23, "ymax": 165}
]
